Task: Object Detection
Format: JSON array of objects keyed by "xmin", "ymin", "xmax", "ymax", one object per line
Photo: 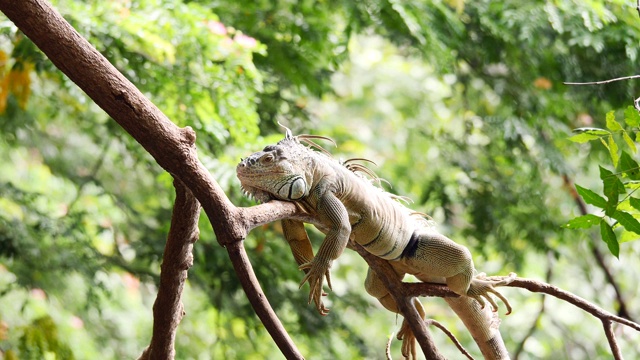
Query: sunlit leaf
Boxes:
[
  {"xmin": 619, "ymin": 229, "xmax": 640, "ymax": 243},
  {"xmin": 624, "ymin": 105, "xmax": 640, "ymax": 127},
  {"xmin": 622, "ymin": 131, "xmax": 637, "ymax": 154},
  {"xmin": 605, "ymin": 111, "xmax": 623, "ymax": 132},
  {"xmin": 607, "ymin": 135, "xmax": 619, "ymax": 167},
  {"xmin": 568, "ymin": 132, "xmax": 601, "ymax": 143},
  {"xmin": 563, "ymin": 214, "xmax": 601, "ymax": 229}
]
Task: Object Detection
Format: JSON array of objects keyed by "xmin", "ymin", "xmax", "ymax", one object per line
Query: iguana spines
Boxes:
[{"xmin": 237, "ymin": 129, "xmax": 515, "ymax": 359}]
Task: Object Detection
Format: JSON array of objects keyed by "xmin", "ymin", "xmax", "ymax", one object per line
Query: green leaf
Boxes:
[
  {"xmin": 617, "ymin": 151, "xmax": 640, "ymax": 180},
  {"xmin": 599, "ymin": 166, "xmax": 624, "ymax": 214},
  {"xmin": 599, "ymin": 166, "xmax": 625, "ymax": 192},
  {"xmin": 605, "ymin": 111, "xmax": 623, "ymax": 132},
  {"xmin": 600, "ymin": 220, "xmax": 620, "ymax": 258},
  {"xmin": 611, "ymin": 210, "xmax": 640, "ymax": 235},
  {"xmin": 575, "ymin": 184, "xmax": 608, "ymax": 209},
  {"xmin": 607, "ymin": 135, "xmax": 619, "ymax": 167},
  {"xmin": 619, "ymin": 229, "xmax": 640, "ymax": 243},
  {"xmin": 622, "ymin": 131, "xmax": 637, "ymax": 153},
  {"xmin": 624, "ymin": 105, "xmax": 640, "ymax": 127},
  {"xmin": 572, "ymin": 127, "xmax": 610, "ymax": 135},
  {"xmin": 624, "ymin": 180, "xmax": 640, "ymax": 190},
  {"xmin": 568, "ymin": 128, "xmax": 610, "ymax": 143},
  {"xmin": 629, "ymin": 197, "xmax": 640, "ymax": 212},
  {"xmin": 568, "ymin": 132, "xmax": 600, "ymax": 143},
  {"xmin": 563, "ymin": 214, "xmax": 601, "ymax": 229}
]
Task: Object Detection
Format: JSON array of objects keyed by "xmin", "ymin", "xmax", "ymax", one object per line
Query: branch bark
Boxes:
[
  {"xmin": 404, "ymin": 276, "xmax": 640, "ymax": 358},
  {"xmin": 139, "ymin": 179, "xmax": 201, "ymax": 359},
  {"xmin": 5, "ymin": 1, "xmax": 639, "ymax": 360},
  {"xmin": 0, "ymin": 1, "xmax": 307, "ymax": 358},
  {"xmin": 352, "ymin": 243, "xmax": 446, "ymax": 360}
]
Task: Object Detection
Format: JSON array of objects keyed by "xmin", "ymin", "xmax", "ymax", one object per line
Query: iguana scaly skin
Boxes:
[{"xmin": 237, "ymin": 129, "xmax": 516, "ymax": 359}]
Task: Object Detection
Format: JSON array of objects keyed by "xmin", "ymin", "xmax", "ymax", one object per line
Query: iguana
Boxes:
[{"xmin": 236, "ymin": 128, "xmax": 516, "ymax": 359}]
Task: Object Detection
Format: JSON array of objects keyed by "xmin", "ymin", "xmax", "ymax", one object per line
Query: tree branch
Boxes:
[
  {"xmin": 564, "ymin": 74, "xmax": 640, "ymax": 86},
  {"xmin": 404, "ymin": 276, "xmax": 640, "ymax": 358},
  {"xmin": 0, "ymin": 1, "xmax": 307, "ymax": 358},
  {"xmin": 351, "ymin": 242, "xmax": 447, "ymax": 360},
  {"xmin": 564, "ymin": 75, "xmax": 640, "ymax": 112},
  {"xmin": 139, "ymin": 179, "xmax": 201, "ymax": 360}
]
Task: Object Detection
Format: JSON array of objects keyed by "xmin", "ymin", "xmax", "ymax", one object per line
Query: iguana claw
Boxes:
[
  {"xmin": 397, "ymin": 319, "xmax": 418, "ymax": 360},
  {"xmin": 468, "ymin": 272, "xmax": 516, "ymax": 315},
  {"xmin": 299, "ymin": 260, "xmax": 333, "ymax": 315}
]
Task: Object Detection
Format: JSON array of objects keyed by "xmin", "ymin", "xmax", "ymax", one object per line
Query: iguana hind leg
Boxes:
[
  {"xmin": 364, "ymin": 268, "xmax": 425, "ymax": 360},
  {"xmin": 399, "ymin": 231, "xmax": 513, "ymax": 313}
]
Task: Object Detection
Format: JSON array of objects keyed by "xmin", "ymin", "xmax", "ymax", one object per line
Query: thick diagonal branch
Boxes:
[
  {"xmin": 139, "ymin": 179, "xmax": 201, "ymax": 360},
  {"xmin": 0, "ymin": 1, "xmax": 307, "ymax": 358}
]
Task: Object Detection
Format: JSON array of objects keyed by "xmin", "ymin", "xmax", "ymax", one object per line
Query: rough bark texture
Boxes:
[
  {"xmin": 352, "ymin": 244, "xmax": 446, "ymax": 360},
  {"xmin": 0, "ymin": 1, "xmax": 304, "ymax": 359},
  {"xmin": 139, "ymin": 180, "xmax": 201, "ymax": 359}
]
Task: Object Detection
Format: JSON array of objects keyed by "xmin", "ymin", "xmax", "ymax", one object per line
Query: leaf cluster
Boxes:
[{"xmin": 565, "ymin": 109, "xmax": 640, "ymax": 257}]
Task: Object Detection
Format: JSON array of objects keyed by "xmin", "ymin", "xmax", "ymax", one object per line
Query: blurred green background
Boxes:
[{"xmin": 1, "ymin": 0, "xmax": 639, "ymax": 358}]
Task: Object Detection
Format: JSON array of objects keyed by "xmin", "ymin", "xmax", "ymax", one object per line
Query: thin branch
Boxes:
[
  {"xmin": 564, "ymin": 74, "xmax": 640, "ymax": 111},
  {"xmin": 426, "ymin": 319, "xmax": 474, "ymax": 360},
  {"xmin": 564, "ymin": 74, "xmax": 640, "ymax": 86},
  {"xmin": 139, "ymin": 179, "xmax": 201, "ymax": 360},
  {"xmin": 603, "ymin": 319, "xmax": 623, "ymax": 360},
  {"xmin": 404, "ymin": 276, "xmax": 640, "ymax": 358},
  {"xmin": 498, "ymin": 278, "xmax": 640, "ymax": 332}
]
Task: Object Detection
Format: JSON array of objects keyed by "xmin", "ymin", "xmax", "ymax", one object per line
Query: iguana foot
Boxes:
[
  {"xmin": 467, "ymin": 272, "xmax": 516, "ymax": 315},
  {"xmin": 397, "ymin": 319, "xmax": 418, "ymax": 360},
  {"xmin": 299, "ymin": 259, "xmax": 333, "ymax": 315}
]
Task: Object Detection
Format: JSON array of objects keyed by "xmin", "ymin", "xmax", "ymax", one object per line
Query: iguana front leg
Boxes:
[
  {"xmin": 282, "ymin": 219, "xmax": 329, "ymax": 314},
  {"xmin": 298, "ymin": 190, "xmax": 351, "ymax": 315},
  {"xmin": 282, "ymin": 219, "xmax": 315, "ymax": 270}
]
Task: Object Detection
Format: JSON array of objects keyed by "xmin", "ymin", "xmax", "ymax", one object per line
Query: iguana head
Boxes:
[{"xmin": 236, "ymin": 130, "xmax": 313, "ymax": 203}]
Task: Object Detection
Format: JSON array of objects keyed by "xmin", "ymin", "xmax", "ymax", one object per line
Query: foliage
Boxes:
[
  {"xmin": 0, "ymin": 0, "xmax": 639, "ymax": 359},
  {"xmin": 565, "ymin": 108, "xmax": 640, "ymax": 257}
]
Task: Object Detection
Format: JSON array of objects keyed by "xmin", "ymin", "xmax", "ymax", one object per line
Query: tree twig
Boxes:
[
  {"xmin": 603, "ymin": 319, "xmax": 623, "ymax": 360},
  {"xmin": 564, "ymin": 75, "xmax": 640, "ymax": 112},
  {"xmin": 564, "ymin": 74, "xmax": 640, "ymax": 86},
  {"xmin": 425, "ymin": 319, "xmax": 474, "ymax": 360},
  {"xmin": 403, "ymin": 276, "xmax": 640, "ymax": 358},
  {"xmin": 139, "ymin": 179, "xmax": 201, "ymax": 359}
]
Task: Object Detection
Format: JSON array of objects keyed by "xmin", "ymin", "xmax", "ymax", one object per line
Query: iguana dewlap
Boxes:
[{"xmin": 237, "ymin": 129, "xmax": 515, "ymax": 359}]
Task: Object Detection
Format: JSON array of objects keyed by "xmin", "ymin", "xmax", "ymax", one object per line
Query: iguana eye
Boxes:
[{"xmin": 262, "ymin": 154, "xmax": 274, "ymax": 163}]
